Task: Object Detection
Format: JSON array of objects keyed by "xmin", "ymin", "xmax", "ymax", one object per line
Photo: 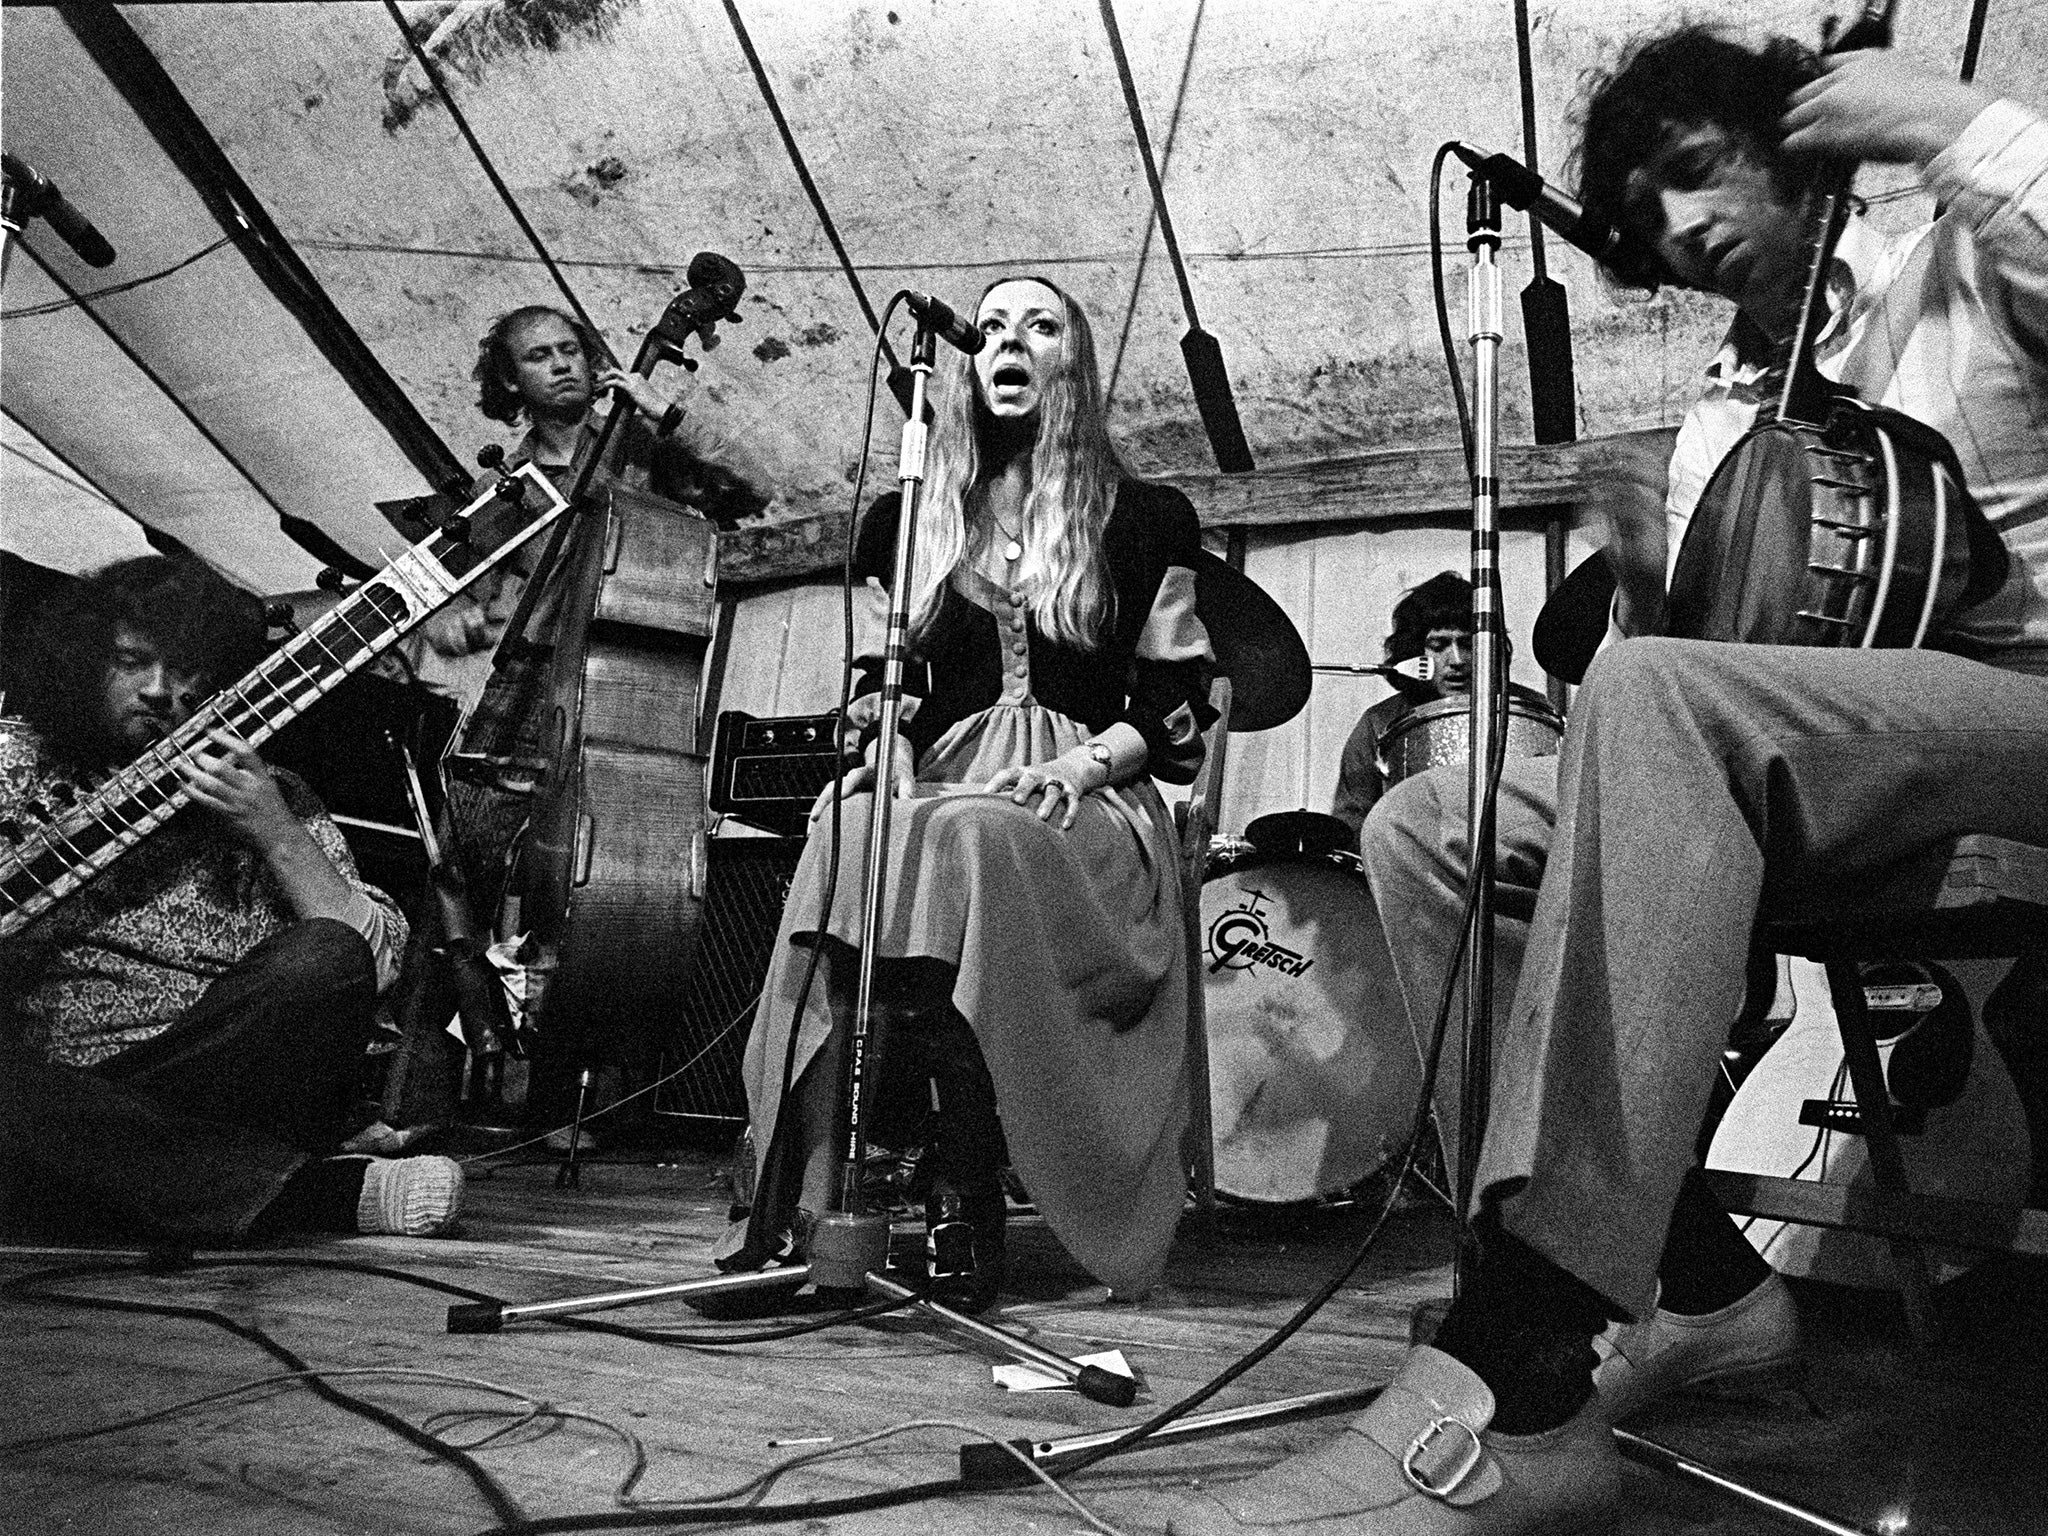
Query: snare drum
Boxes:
[
  {"xmin": 1200, "ymin": 840, "xmax": 1420, "ymax": 1204},
  {"xmin": 1377, "ymin": 695, "xmax": 1564, "ymax": 789}
]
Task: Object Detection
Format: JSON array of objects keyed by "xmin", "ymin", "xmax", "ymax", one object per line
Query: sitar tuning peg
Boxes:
[
  {"xmin": 263, "ymin": 601, "xmax": 299, "ymax": 638},
  {"xmin": 314, "ymin": 567, "xmax": 355, "ymax": 594},
  {"xmin": 477, "ymin": 443, "xmax": 507, "ymax": 472}
]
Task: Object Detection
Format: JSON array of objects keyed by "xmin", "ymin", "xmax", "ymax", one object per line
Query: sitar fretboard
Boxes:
[{"xmin": 0, "ymin": 465, "xmax": 567, "ymax": 940}]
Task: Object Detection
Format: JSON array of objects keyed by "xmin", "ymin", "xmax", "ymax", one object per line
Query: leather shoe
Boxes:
[
  {"xmin": 922, "ymin": 1173, "xmax": 1006, "ymax": 1313},
  {"xmin": 1162, "ymin": 1346, "xmax": 1620, "ymax": 1534},
  {"xmin": 1593, "ymin": 1273, "xmax": 1802, "ymax": 1423}
]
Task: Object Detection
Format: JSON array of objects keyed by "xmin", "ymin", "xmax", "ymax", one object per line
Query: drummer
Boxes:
[{"xmin": 1329, "ymin": 573, "xmax": 1548, "ymax": 841}]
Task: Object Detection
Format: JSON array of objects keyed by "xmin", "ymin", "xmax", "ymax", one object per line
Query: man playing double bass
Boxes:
[
  {"xmin": 406, "ymin": 303, "xmax": 775, "ymax": 701},
  {"xmin": 1168, "ymin": 27, "xmax": 2048, "ymax": 1536}
]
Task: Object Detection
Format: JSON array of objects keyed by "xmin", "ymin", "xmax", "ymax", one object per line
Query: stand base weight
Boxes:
[{"xmin": 808, "ymin": 1210, "xmax": 891, "ymax": 1290}]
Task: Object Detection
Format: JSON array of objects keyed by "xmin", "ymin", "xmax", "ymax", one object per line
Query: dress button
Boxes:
[
  {"xmin": 1010, "ymin": 641, "xmax": 1027, "ymax": 655},
  {"xmin": 1009, "ymin": 591, "xmax": 1026, "ymax": 607}
]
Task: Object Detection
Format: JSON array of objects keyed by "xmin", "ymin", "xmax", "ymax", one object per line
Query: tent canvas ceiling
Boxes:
[{"xmin": 3, "ymin": 0, "xmax": 2042, "ymax": 596}]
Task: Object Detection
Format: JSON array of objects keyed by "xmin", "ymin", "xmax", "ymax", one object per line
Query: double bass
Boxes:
[
  {"xmin": 447, "ymin": 256, "xmax": 744, "ymax": 1074},
  {"xmin": 1664, "ymin": 0, "xmax": 2008, "ymax": 647}
]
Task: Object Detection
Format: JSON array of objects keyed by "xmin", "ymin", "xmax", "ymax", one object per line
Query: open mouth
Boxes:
[{"xmin": 991, "ymin": 363, "xmax": 1030, "ymax": 390}]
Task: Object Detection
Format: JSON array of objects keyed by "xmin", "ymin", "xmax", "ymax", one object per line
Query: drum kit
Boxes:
[{"xmin": 1196, "ymin": 566, "xmax": 1565, "ymax": 1208}]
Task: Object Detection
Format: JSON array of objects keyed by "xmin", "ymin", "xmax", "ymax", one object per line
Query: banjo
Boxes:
[
  {"xmin": 0, "ymin": 460, "xmax": 568, "ymax": 942},
  {"xmin": 1664, "ymin": 0, "xmax": 2008, "ymax": 647}
]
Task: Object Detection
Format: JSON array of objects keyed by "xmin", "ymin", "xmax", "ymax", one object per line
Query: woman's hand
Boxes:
[
  {"xmin": 808, "ymin": 731, "xmax": 917, "ymax": 823},
  {"xmin": 985, "ymin": 749, "xmax": 1109, "ymax": 832}
]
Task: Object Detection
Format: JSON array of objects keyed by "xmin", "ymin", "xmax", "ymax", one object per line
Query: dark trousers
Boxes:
[{"xmin": 0, "ymin": 919, "xmax": 377, "ymax": 1243}]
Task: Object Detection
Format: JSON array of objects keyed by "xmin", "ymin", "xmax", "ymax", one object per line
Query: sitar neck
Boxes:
[{"xmin": 0, "ymin": 464, "xmax": 568, "ymax": 942}]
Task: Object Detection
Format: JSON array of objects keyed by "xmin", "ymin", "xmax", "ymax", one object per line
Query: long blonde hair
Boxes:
[{"xmin": 903, "ymin": 278, "xmax": 1126, "ymax": 649}]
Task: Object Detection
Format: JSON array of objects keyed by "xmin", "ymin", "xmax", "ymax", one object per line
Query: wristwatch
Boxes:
[{"xmin": 1084, "ymin": 740, "xmax": 1114, "ymax": 776}]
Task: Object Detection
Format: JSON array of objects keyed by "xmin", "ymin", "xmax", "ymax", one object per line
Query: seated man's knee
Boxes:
[
  {"xmin": 248, "ymin": 918, "xmax": 377, "ymax": 1009},
  {"xmin": 1577, "ymin": 635, "xmax": 1720, "ymax": 706},
  {"xmin": 1358, "ymin": 767, "xmax": 1464, "ymax": 891}
]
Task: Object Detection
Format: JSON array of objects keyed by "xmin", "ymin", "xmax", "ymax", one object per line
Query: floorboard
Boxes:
[{"xmin": 5, "ymin": 1150, "xmax": 2043, "ymax": 1535}]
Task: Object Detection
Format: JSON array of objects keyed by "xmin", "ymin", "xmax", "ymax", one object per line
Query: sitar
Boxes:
[
  {"xmin": 0, "ymin": 461, "xmax": 569, "ymax": 942},
  {"xmin": 1664, "ymin": 0, "xmax": 2008, "ymax": 646}
]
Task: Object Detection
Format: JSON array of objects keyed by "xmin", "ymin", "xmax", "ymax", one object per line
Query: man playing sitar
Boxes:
[
  {"xmin": 1, "ymin": 556, "xmax": 465, "ymax": 1243},
  {"xmin": 1169, "ymin": 22, "xmax": 2048, "ymax": 1536}
]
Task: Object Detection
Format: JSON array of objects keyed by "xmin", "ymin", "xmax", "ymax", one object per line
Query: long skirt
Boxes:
[{"xmin": 729, "ymin": 699, "xmax": 1193, "ymax": 1296}]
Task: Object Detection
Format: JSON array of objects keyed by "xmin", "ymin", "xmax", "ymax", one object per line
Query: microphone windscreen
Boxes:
[
  {"xmin": 1181, "ymin": 328, "xmax": 1255, "ymax": 474},
  {"xmin": 1521, "ymin": 277, "xmax": 1578, "ymax": 445}
]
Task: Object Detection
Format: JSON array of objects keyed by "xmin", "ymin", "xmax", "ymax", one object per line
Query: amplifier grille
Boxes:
[{"xmin": 653, "ymin": 835, "xmax": 806, "ymax": 1125}]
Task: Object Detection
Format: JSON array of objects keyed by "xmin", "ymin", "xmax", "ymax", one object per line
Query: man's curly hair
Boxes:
[
  {"xmin": 1385, "ymin": 572, "xmax": 1472, "ymax": 665},
  {"xmin": 1571, "ymin": 25, "xmax": 1822, "ymax": 289},
  {"xmin": 9, "ymin": 556, "xmax": 268, "ymax": 772},
  {"xmin": 472, "ymin": 305, "xmax": 606, "ymax": 426}
]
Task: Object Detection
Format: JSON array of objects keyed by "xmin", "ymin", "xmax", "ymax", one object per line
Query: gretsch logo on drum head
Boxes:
[{"xmin": 1205, "ymin": 888, "xmax": 1315, "ymax": 978}]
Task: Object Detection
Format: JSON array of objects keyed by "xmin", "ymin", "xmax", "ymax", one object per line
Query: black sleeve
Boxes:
[{"xmin": 1115, "ymin": 485, "xmax": 1217, "ymax": 786}]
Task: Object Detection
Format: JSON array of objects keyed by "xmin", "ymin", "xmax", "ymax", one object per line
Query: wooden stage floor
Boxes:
[{"xmin": 5, "ymin": 1149, "xmax": 2044, "ymax": 1535}]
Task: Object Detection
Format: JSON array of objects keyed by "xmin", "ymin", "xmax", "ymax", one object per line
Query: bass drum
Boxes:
[
  {"xmin": 1200, "ymin": 841, "xmax": 1421, "ymax": 1204},
  {"xmin": 1377, "ymin": 695, "xmax": 1564, "ymax": 789}
]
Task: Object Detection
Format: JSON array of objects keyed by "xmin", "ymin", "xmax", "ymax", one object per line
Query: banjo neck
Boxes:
[
  {"xmin": 1769, "ymin": 0, "xmax": 1898, "ymax": 427},
  {"xmin": 0, "ymin": 462, "xmax": 569, "ymax": 942}
]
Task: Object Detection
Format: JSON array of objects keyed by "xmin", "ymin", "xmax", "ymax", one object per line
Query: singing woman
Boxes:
[{"xmin": 717, "ymin": 276, "xmax": 1216, "ymax": 1308}]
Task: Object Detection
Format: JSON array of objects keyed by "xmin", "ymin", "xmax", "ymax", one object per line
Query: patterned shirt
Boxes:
[
  {"xmin": 1663, "ymin": 99, "xmax": 2048, "ymax": 672},
  {"xmin": 0, "ymin": 724, "xmax": 407, "ymax": 1068}
]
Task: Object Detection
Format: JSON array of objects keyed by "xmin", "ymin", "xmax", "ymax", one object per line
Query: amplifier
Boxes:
[
  {"xmin": 653, "ymin": 834, "xmax": 808, "ymax": 1126},
  {"xmin": 708, "ymin": 709, "xmax": 845, "ymax": 836}
]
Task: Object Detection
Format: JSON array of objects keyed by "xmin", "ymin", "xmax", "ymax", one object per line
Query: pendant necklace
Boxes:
[{"xmin": 992, "ymin": 513, "xmax": 1024, "ymax": 563}]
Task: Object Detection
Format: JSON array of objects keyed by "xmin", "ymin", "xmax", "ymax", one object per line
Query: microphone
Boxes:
[
  {"xmin": 1449, "ymin": 143, "xmax": 1654, "ymax": 275},
  {"xmin": 2, "ymin": 153, "xmax": 116, "ymax": 268},
  {"xmin": 904, "ymin": 291, "xmax": 985, "ymax": 355}
]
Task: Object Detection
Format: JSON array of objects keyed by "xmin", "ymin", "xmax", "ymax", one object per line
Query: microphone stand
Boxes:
[
  {"xmin": 1455, "ymin": 165, "xmax": 1507, "ymax": 1293},
  {"xmin": 801, "ymin": 319, "xmax": 938, "ymax": 1287},
  {"xmin": 441, "ymin": 308, "xmax": 1136, "ymax": 1411}
]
